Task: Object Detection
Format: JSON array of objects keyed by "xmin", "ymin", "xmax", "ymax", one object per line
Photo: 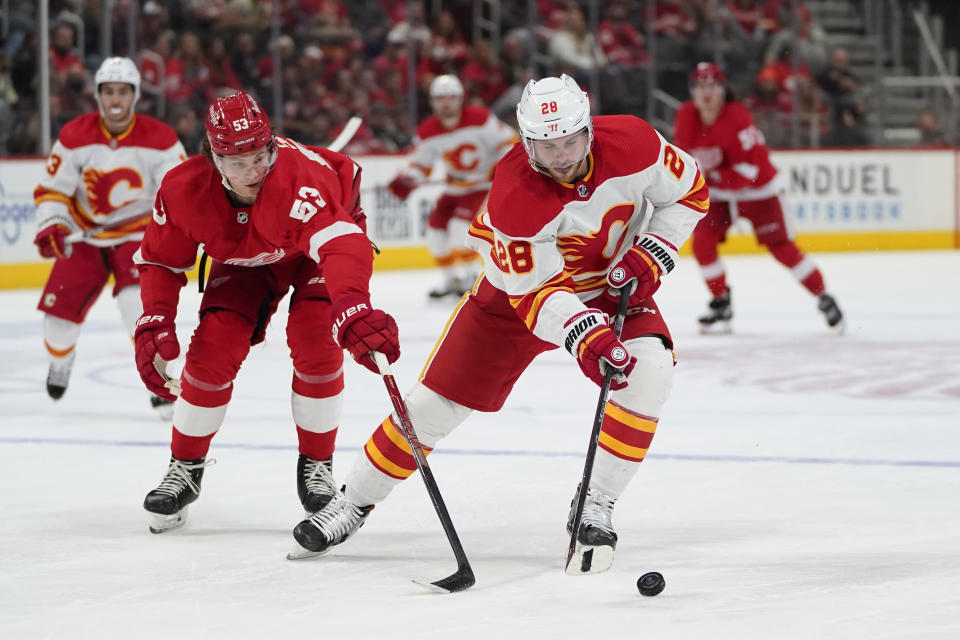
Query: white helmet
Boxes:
[
  {"xmin": 516, "ymin": 74, "xmax": 593, "ymax": 163},
  {"xmin": 95, "ymin": 56, "xmax": 141, "ymax": 104},
  {"xmin": 430, "ymin": 74, "xmax": 464, "ymax": 99}
]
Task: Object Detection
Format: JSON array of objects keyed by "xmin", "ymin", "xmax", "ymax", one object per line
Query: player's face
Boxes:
[
  {"xmin": 530, "ymin": 129, "xmax": 590, "ymax": 183},
  {"xmin": 218, "ymin": 146, "xmax": 272, "ymax": 202},
  {"xmin": 691, "ymin": 80, "xmax": 724, "ymax": 120},
  {"xmin": 98, "ymin": 82, "xmax": 136, "ymax": 133},
  {"xmin": 432, "ymin": 95, "xmax": 462, "ymax": 126}
]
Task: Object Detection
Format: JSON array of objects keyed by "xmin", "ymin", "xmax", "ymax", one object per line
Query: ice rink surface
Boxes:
[{"xmin": 1, "ymin": 250, "xmax": 958, "ymax": 639}]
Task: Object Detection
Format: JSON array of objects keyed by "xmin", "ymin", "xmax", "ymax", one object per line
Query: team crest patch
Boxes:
[
  {"xmin": 577, "ymin": 184, "xmax": 589, "ymax": 197},
  {"xmin": 237, "ymin": 211, "xmax": 248, "ymax": 224}
]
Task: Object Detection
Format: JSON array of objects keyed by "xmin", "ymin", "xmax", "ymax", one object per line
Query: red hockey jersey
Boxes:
[
  {"xmin": 672, "ymin": 100, "xmax": 780, "ymax": 201},
  {"xmin": 135, "ymin": 136, "xmax": 371, "ymax": 309}
]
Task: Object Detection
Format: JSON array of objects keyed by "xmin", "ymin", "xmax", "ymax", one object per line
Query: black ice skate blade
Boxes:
[{"xmin": 698, "ymin": 320, "xmax": 733, "ymax": 335}]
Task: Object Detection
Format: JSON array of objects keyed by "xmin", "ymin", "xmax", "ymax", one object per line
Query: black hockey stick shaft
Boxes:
[
  {"xmin": 372, "ymin": 352, "xmax": 476, "ymax": 593},
  {"xmin": 565, "ymin": 287, "xmax": 631, "ymax": 571}
]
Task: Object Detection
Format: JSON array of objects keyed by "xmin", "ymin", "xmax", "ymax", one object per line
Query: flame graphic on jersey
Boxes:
[
  {"xmin": 83, "ymin": 168, "xmax": 144, "ymax": 215},
  {"xmin": 557, "ymin": 203, "xmax": 634, "ymax": 281},
  {"xmin": 443, "ymin": 143, "xmax": 479, "ymax": 172}
]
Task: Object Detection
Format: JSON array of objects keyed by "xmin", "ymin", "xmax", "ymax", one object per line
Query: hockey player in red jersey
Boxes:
[
  {"xmin": 291, "ymin": 75, "xmax": 709, "ymax": 574},
  {"xmin": 33, "ymin": 56, "xmax": 186, "ymax": 417},
  {"xmin": 673, "ymin": 62, "xmax": 844, "ymax": 333},
  {"xmin": 135, "ymin": 92, "xmax": 400, "ymax": 534},
  {"xmin": 386, "ymin": 74, "xmax": 518, "ymax": 299}
]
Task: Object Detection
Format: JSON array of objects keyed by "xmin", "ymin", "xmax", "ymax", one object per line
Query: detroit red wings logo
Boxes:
[
  {"xmin": 557, "ymin": 203, "xmax": 635, "ymax": 287},
  {"xmin": 82, "ymin": 167, "xmax": 144, "ymax": 215}
]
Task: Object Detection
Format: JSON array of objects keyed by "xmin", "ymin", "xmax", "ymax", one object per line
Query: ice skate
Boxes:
[
  {"xmin": 45, "ymin": 351, "xmax": 76, "ymax": 400},
  {"xmin": 566, "ymin": 484, "xmax": 618, "ymax": 575},
  {"xmin": 698, "ymin": 289, "xmax": 733, "ymax": 334},
  {"xmin": 297, "ymin": 454, "xmax": 336, "ymax": 516},
  {"xmin": 818, "ymin": 293, "xmax": 845, "ymax": 333},
  {"xmin": 288, "ymin": 490, "xmax": 374, "ymax": 560},
  {"xmin": 143, "ymin": 456, "xmax": 214, "ymax": 533},
  {"xmin": 150, "ymin": 395, "xmax": 174, "ymax": 420},
  {"xmin": 453, "ymin": 275, "xmax": 476, "ymax": 298},
  {"xmin": 427, "ymin": 282, "xmax": 460, "ymax": 300}
]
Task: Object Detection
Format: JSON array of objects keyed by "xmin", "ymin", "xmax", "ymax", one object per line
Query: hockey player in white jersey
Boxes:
[
  {"xmin": 33, "ymin": 56, "xmax": 186, "ymax": 417},
  {"xmin": 387, "ymin": 74, "xmax": 518, "ymax": 299},
  {"xmin": 291, "ymin": 75, "xmax": 709, "ymax": 575}
]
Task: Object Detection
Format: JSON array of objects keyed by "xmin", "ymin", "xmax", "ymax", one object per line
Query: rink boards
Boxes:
[{"xmin": 2, "ymin": 148, "xmax": 958, "ymax": 289}]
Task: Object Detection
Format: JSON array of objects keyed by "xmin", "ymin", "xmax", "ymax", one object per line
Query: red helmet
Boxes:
[
  {"xmin": 690, "ymin": 62, "xmax": 726, "ymax": 86},
  {"xmin": 205, "ymin": 92, "xmax": 273, "ymax": 155}
]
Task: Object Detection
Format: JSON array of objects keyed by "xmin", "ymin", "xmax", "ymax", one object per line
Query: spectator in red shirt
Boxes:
[
  {"xmin": 417, "ymin": 9, "xmax": 470, "ymax": 86},
  {"xmin": 597, "ymin": 0, "xmax": 648, "ymax": 67},
  {"xmin": 49, "ymin": 23, "xmax": 85, "ymax": 91},
  {"xmin": 203, "ymin": 36, "xmax": 242, "ymax": 96},
  {"xmin": 372, "ymin": 31, "xmax": 411, "ymax": 92},
  {"xmin": 460, "ymin": 39, "xmax": 508, "ymax": 106}
]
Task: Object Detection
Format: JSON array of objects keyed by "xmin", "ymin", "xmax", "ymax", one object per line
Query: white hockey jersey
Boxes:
[
  {"xmin": 467, "ymin": 115, "xmax": 709, "ymax": 348},
  {"xmin": 401, "ymin": 105, "xmax": 518, "ymax": 195},
  {"xmin": 35, "ymin": 112, "xmax": 186, "ymax": 247}
]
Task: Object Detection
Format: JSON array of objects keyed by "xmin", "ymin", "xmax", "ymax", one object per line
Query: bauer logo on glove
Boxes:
[{"xmin": 331, "ymin": 302, "xmax": 370, "ymax": 339}]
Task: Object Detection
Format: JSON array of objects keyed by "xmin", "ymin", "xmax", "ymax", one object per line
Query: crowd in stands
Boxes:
[{"xmin": 0, "ymin": 0, "xmax": 952, "ymax": 157}]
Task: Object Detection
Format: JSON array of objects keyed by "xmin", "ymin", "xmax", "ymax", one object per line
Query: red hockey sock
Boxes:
[
  {"xmin": 296, "ymin": 426, "xmax": 338, "ymax": 461},
  {"xmin": 693, "ymin": 230, "xmax": 727, "ymax": 298},
  {"xmin": 769, "ymin": 243, "xmax": 825, "ymax": 295},
  {"xmin": 706, "ymin": 276, "xmax": 728, "ymax": 298},
  {"xmin": 170, "ymin": 427, "xmax": 215, "ymax": 460}
]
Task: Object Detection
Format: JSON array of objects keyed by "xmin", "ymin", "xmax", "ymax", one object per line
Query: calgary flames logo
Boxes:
[
  {"xmin": 443, "ymin": 143, "xmax": 479, "ymax": 172},
  {"xmin": 82, "ymin": 168, "xmax": 144, "ymax": 215},
  {"xmin": 557, "ymin": 203, "xmax": 635, "ymax": 283}
]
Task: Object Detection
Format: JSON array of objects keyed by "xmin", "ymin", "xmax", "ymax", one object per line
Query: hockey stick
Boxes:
[
  {"xmin": 565, "ymin": 286, "xmax": 631, "ymax": 575},
  {"xmin": 64, "ymin": 199, "xmax": 154, "ymax": 245},
  {"xmin": 373, "ymin": 351, "xmax": 476, "ymax": 594},
  {"xmin": 327, "ymin": 116, "xmax": 362, "ymax": 153}
]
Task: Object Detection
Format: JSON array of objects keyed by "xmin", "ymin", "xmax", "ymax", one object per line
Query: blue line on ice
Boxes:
[{"xmin": 1, "ymin": 436, "xmax": 958, "ymax": 468}]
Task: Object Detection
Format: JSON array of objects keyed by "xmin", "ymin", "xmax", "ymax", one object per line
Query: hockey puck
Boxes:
[{"xmin": 637, "ymin": 571, "xmax": 665, "ymax": 597}]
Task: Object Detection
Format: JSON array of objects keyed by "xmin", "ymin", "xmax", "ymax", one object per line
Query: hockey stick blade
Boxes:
[
  {"xmin": 565, "ymin": 287, "xmax": 631, "ymax": 574},
  {"xmin": 373, "ymin": 352, "xmax": 476, "ymax": 593},
  {"xmin": 412, "ymin": 565, "xmax": 476, "ymax": 593},
  {"xmin": 327, "ymin": 116, "xmax": 362, "ymax": 153}
]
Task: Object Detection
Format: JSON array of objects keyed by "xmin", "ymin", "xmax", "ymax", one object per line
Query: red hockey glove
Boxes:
[
  {"xmin": 606, "ymin": 233, "xmax": 678, "ymax": 305},
  {"xmin": 134, "ymin": 310, "xmax": 180, "ymax": 401},
  {"xmin": 35, "ymin": 224, "xmax": 72, "ymax": 259},
  {"xmin": 563, "ymin": 310, "xmax": 636, "ymax": 390},
  {"xmin": 387, "ymin": 175, "xmax": 416, "ymax": 200},
  {"xmin": 331, "ymin": 295, "xmax": 400, "ymax": 374}
]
